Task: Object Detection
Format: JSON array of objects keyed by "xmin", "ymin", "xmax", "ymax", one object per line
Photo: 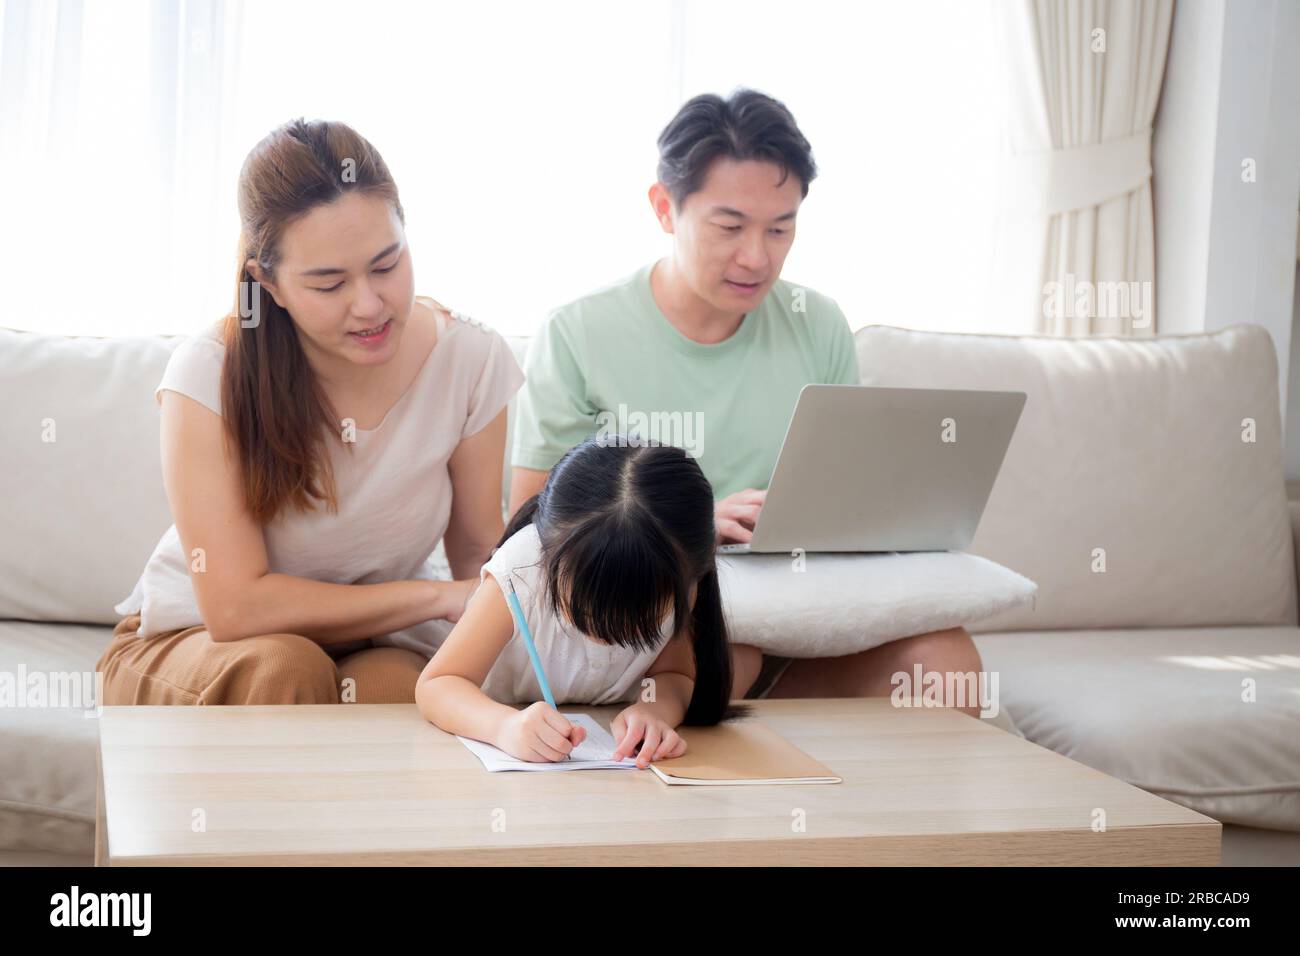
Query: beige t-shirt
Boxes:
[{"xmin": 114, "ymin": 299, "xmax": 524, "ymax": 654}]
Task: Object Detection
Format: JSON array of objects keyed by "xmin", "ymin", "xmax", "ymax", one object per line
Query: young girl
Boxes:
[{"xmin": 416, "ymin": 438, "xmax": 735, "ymax": 767}]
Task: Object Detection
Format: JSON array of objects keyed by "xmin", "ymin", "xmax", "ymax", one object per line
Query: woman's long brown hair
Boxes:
[{"xmin": 221, "ymin": 119, "xmax": 403, "ymax": 524}]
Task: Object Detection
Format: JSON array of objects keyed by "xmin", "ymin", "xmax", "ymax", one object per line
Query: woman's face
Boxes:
[{"xmin": 254, "ymin": 192, "xmax": 416, "ymax": 375}]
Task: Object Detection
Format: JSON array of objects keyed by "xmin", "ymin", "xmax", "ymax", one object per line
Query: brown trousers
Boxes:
[{"xmin": 96, "ymin": 614, "xmax": 427, "ymax": 705}]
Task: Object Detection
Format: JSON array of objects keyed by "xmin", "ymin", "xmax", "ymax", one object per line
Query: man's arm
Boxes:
[
  {"xmin": 507, "ymin": 466, "xmax": 549, "ymax": 519},
  {"xmin": 510, "ymin": 312, "xmax": 595, "ymax": 513}
]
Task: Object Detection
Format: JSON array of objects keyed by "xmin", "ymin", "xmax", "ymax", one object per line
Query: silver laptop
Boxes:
[{"xmin": 718, "ymin": 384, "xmax": 1026, "ymax": 554}]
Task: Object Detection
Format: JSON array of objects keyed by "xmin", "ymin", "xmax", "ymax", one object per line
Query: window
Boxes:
[{"xmin": 0, "ymin": 0, "xmax": 998, "ymax": 337}]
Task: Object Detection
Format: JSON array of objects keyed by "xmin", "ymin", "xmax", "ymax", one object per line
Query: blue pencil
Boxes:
[
  {"xmin": 503, "ymin": 578, "xmax": 569, "ymax": 760},
  {"xmin": 503, "ymin": 577, "xmax": 557, "ymax": 710}
]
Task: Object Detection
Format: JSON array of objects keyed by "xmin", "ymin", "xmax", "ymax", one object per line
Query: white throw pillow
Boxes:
[{"xmin": 717, "ymin": 551, "xmax": 1037, "ymax": 657}]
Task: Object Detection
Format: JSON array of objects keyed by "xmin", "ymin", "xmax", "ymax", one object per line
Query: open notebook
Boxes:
[
  {"xmin": 457, "ymin": 713, "xmax": 638, "ymax": 772},
  {"xmin": 457, "ymin": 713, "xmax": 840, "ymax": 785}
]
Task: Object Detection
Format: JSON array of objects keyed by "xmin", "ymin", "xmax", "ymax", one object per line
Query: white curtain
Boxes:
[
  {"xmin": 0, "ymin": 0, "xmax": 244, "ymax": 335},
  {"xmin": 991, "ymin": 0, "xmax": 1173, "ymax": 336}
]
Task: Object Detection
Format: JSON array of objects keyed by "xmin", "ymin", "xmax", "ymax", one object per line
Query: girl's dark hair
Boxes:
[
  {"xmin": 221, "ymin": 118, "xmax": 404, "ymax": 523},
  {"xmin": 656, "ymin": 88, "xmax": 817, "ymax": 208},
  {"xmin": 500, "ymin": 438, "xmax": 739, "ymax": 725}
]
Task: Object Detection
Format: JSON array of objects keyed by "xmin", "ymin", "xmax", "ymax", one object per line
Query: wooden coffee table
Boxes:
[{"xmin": 94, "ymin": 698, "xmax": 1220, "ymax": 865}]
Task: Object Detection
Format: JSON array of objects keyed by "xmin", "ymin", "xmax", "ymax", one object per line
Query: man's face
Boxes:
[{"xmin": 663, "ymin": 157, "xmax": 802, "ymax": 312}]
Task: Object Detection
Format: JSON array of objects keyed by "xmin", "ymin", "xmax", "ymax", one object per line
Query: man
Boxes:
[{"xmin": 510, "ymin": 89, "xmax": 982, "ymax": 712}]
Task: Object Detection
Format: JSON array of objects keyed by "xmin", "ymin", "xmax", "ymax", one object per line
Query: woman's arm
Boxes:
[
  {"xmin": 161, "ymin": 390, "xmax": 459, "ymax": 644},
  {"xmin": 443, "ymin": 408, "xmax": 509, "ymax": 580}
]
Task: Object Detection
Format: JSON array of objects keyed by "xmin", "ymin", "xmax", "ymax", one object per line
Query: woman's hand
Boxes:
[
  {"xmin": 430, "ymin": 579, "xmax": 477, "ymax": 623},
  {"xmin": 497, "ymin": 702, "xmax": 587, "ymax": 762},
  {"xmin": 714, "ymin": 488, "xmax": 766, "ymax": 545},
  {"xmin": 611, "ymin": 705, "xmax": 687, "ymax": 768}
]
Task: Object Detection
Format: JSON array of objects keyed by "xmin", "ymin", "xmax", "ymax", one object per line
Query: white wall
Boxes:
[
  {"xmin": 1152, "ymin": 0, "xmax": 1224, "ymax": 336},
  {"xmin": 1153, "ymin": 0, "xmax": 1300, "ymax": 444}
]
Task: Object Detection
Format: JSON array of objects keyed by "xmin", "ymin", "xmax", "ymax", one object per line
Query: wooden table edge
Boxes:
[{"xmin": 99, "ymin": 821, "xmax": 1221, "ymax": 867}]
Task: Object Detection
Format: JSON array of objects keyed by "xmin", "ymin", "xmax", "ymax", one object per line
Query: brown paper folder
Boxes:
[{"xmin": 649, "ymin": 718, "xmax": 841, "ymax": 785}]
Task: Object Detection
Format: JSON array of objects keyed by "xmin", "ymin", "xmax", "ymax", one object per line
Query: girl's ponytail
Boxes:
[{"xmin": 683, "ymin": 567, "xmax": 738, "ymax": 725}]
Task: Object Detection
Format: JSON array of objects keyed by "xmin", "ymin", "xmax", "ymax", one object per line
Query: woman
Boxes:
[{"xmin": 98, "ymin": 118, "xmax": 522, "ymax": 705}]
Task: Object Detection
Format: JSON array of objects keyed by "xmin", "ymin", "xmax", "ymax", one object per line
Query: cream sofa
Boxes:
[{"xmin": 2, "ymin": 322, "xmax": 1298, "ymax": 866}]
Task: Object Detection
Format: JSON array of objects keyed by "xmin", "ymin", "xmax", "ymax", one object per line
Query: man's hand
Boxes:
[{"xmin": 715, "ymin": 489, "xmax": 766, "ymax": 544}]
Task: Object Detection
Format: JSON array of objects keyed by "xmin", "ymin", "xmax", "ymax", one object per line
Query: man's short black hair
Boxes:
[{"xmin": 656, "ymin": 89, "xmax": 817, "ymax": 208}]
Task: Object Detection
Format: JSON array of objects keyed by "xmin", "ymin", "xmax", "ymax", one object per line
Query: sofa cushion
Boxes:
[
  {"xmin": 856, "ymin": 324, "xmax": 1296, "ymax": 631},
  {"xmin": 0, "ymin": 328, "xmax": 179, "ymax": 623},
  {"xmin": 972, "ymin": 626, "xmax": 1300, "ymax": 831},
  {"xmin": 0, "ymin": 620, "xmax": 113, "ymax": 855}
]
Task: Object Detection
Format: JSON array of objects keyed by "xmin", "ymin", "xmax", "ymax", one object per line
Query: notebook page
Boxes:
[{"xmin": 457, "ymin": 712, "xmax": 640, "ymax": 772}]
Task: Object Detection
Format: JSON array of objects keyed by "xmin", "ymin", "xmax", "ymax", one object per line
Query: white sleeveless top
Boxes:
[
  {"xmin": 476, "ymin": 523, "xmax": 666, "ymax": 706},
  {"xmin": 115, "ymin": 299, "xmax": 524, "ymax": 652}
]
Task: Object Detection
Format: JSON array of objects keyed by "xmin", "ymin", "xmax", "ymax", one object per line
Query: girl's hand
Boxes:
[
  {"xmin": 497, "ymin": 702, "xmax": 587, "ymax": 762},
  {"xmin": 611, "ymin": 706, "xmax": 687, "ymax": 768}
]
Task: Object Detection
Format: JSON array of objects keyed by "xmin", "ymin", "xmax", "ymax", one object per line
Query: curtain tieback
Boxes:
[{"xmin": 1006, "ymin": 129, "xmax": 1152, "ymax": 217}]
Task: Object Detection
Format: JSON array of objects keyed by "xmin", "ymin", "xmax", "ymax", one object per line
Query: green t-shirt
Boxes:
[{"xmin": 512, "ymin": 261, "xmax": 860, "ymax": 499}]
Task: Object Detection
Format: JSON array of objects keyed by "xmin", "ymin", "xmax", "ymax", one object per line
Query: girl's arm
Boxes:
[
  {"xmin": 610, "ymin": 632, "xmax": 697, "ymax": 766},
  {"xmin": 626, "ymin": 632, "xmax": 697, "ymax": 727},
  {"xmin": 415, "ymin": 572, "xmax": 519, "ymax": 743},
  {"xmin": 416, "ymin": 573, "xmax": 586, "ymax": 761},
  {"xmin": 443, "ymin": 408, "xmax": 510, "ymax": 580},
  {"xmin": 161, "ymin": 391, "xmax": 460, "ymax": 645}
]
